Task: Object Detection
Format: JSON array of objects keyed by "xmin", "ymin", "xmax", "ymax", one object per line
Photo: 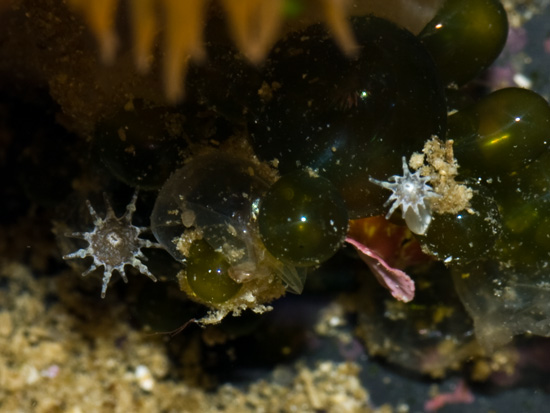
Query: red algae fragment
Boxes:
[
  {"xmin": 346, "ymin": 236, "xmax": 415, "ymax": 302},
  {"xmin": 346, "ymin": 216, "xmax": 433, "ymax": 302},
  {"xmin": 424, "ymin": 380, "xmax": 474, "ymax": 412}
]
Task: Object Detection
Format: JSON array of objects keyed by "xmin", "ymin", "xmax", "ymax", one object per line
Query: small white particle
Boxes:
[
  {"xmin": 513, "ymin": 73, "xmax": 532, "ymax": 89},
  {"xmin": 135, "ymin": 365, "xmax": 154, "ymax": 391},
  {"xmin": 24, "ymin": 365, "xmax": 40, "ymax": 385}
]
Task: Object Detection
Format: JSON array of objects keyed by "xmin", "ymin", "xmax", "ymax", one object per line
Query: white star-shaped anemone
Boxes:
[
  {"xmin": 63, "ymin": 191, "xmax": 161, "ymax": 298},
  {"xmin": 369, "ymin": 157, "xmax": 439, "ymax": 235}
]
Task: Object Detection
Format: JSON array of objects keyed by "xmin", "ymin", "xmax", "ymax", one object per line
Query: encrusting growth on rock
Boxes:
[{"xmin": 410, "ymin": 136, "xmax": 473, "ymax": 215}]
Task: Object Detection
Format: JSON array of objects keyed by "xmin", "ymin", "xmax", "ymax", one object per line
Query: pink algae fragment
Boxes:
[
  {"xmin": 345, "ymin": 236, "xmax": 415, "ymax": 303},
  {"xmin": 424, "ymin": 380, "xmax": 474, "ymax": 412}
]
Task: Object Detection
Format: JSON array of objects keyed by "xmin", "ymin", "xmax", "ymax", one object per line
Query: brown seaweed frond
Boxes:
[{"xmin": 66, "ymin": 0, "xmax": 357, "ymax": 102}]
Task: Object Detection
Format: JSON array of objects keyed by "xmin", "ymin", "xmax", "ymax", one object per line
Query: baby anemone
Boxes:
[
  {"xmin": 63, "ymin": 191, "xmax": 161, "ymax": 298},
  {"xmin": 370, "ymin": 156, "xmax": 439, "ymax": 235}
]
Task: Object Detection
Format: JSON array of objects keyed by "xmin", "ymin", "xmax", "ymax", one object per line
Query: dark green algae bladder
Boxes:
[
  {"xmin": 419, "ymin": 0, "xmax": 508, "ymax": 87},
  {"xmin": 449, "ymin": 88, "xmax": 550, "ymax": 178},
  {"xmin": 258, "ymin": 170, "xmax": 349, "ymax": 267}
]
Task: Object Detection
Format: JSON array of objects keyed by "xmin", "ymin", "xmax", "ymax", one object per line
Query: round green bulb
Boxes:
[
  {"xmin": 449, "ymin": 88, "xmax": 550, "ymax": 177},
  {"xmin": 186, "ymin": 239, "xmax": 242, "ymax": 304},
  {"xmin": 491, "ymin": 151, "xmax": 550, "ymax": 269},
  {"xmin": 419, "ymin": 190, "xmax": 502, "ymax": 265},
  {"xmin": 258, "ymin": 170, "xmax": 349, "ymax": 267},
  {"xmin": 419, "ymin": 0, "xmax": 508, "ymax": 87}
]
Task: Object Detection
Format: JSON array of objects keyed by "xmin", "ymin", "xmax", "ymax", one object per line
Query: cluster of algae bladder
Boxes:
[{"xmin": 7, "ymin": 0, "xmax": 550, "ymax": 385}]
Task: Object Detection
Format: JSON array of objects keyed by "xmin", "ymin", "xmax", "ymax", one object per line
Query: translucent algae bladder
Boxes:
[{"xmin": 150, "ymin": 153, "xmax": 298, "ymax": 321}]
